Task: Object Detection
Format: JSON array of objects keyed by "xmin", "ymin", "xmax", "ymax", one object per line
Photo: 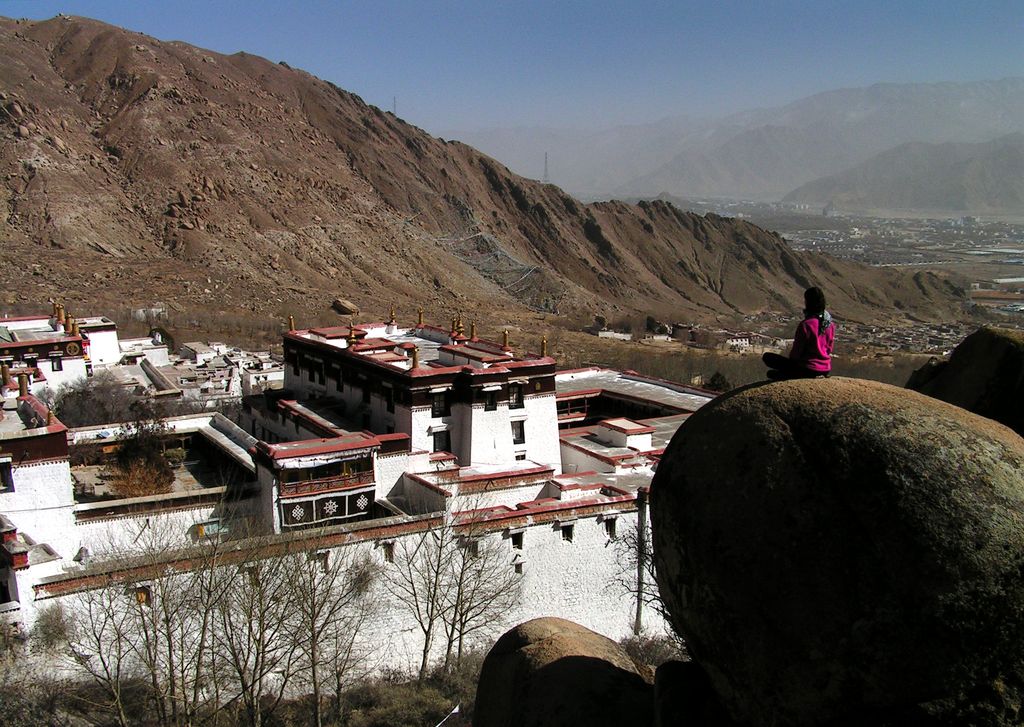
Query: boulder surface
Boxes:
[
  {"xmin": 906, "ymin": 326, "xmax": 1024, "ymax": 436},
  {"xmin": 652, "ymin": 377, "xmax": 1024, "ymax": 726},
  {"xmin": 474, "ymin": 617, "xmax": 653, "ymax": 727}
]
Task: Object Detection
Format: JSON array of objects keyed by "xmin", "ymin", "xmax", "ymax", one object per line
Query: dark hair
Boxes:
[{"xmin": 804, "ymin": 286, "xmax": 826, "ymax": 316}]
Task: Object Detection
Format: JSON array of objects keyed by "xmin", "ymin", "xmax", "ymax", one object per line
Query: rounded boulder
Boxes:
[
  {"xmin": 907, "ymin": 326, "xmax": 1024, "ymax": 436},
  {"xmin": 651, "ymin": 377, "xmax": 1024, "ymax": 726},
  {"xmin": 473, "ymin": 617, "xmax": 653, "ymax": 727}
]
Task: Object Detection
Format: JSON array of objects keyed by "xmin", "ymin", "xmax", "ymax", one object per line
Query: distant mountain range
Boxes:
[
  {"xmin": 784, "ymin": 133, "xmax": 1024, "ymax": 214},
  {"xmin": 445, "ymin": 78, "xmax": 1024, "ymax": 208}
]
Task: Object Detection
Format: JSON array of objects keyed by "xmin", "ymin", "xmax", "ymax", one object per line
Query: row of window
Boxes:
[{"xmin": 290, "ymin": 360, "xmax": 529, "ymax": 418}]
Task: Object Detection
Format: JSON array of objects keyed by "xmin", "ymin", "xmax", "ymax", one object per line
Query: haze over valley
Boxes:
[{"xmin": 446, "ymin": 78, "xmax": 1024, "ymax": 213}]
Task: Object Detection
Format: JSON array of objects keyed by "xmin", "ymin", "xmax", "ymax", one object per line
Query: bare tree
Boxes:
[
  {"xmin": 383, "ymin": 520, "xmax": 459, "ymax": 683},
  {"xmin": 124, "ymin": 529, "xmax": 237, "ymax": 727},
  {"xmin": 286, "ymin": 544, "xmax": 378, "ymax": 727},
  {"xmin": 63, "ymin": 583, "xmax": 142, "ymax": 727},
  {"xmin": 385, "ymin": 507, "xmax": 524, "ymax": 681},
  {"xmin": 441, "ymin": 520, "xmax": 521, "ymax": 671},
  {"xmin": 613, "ymin": 498, "xmax": 687, "ymax": 656},
  {"xmin": 212, "ymin": 541, "xmax": 299, "ymax": 727},
  {"xmin": 53, "ymin": 371, "xmax": 149, "ymax": 427}
]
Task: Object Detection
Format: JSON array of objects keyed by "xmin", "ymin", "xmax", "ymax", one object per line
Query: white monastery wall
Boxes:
[
  {"xmin": 560, "ymin": 443, "xmax": 612, "ymax": 475},
  {"xmin": 463, "ymin": 403, "xmax": 515, "ymax": 468},
  {"xmin": 71, "ymin": 506, "xmax": 218, "ymax": 560},
  {"xmin": 374, "ymin": 451, "xmax": 411, "ymax": 500},
  {"xmin": 87, "ymin": 329, "xmax": 122, "ymax": 366},
  {"xmin": 2, "ymin": 460, "xmax": 77, "ymax": 555},
  {"xmin": 523, "ymin": 393, "xmax": 561, "ymax": 472}
]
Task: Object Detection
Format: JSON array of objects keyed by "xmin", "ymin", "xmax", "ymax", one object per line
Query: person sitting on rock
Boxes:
[{"xmin": 763, "ymin": 286, "xmax": 834, "ymax": 380}]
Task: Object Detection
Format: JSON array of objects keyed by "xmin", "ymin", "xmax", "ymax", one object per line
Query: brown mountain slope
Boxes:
[{"xmin": 0, "ymin": 15, "xmax": 965, "ymax": 332}]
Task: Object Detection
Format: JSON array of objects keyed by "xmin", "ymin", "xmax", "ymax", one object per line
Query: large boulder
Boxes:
[
  {"xmin": 474, "ymin": 617, "xmax": 654, "ymax": 727},
  {"xmin": 907, "ymin": 326, "xmax": 1024, "ymax": 436},
  {"xmin": 651, "ymin": 377, "xmax": 1024, "ymax": 726}
]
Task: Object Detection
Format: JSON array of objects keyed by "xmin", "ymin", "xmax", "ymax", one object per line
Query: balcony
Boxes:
[{"xmin": 279, "ymin": 470, "xmax": 374, "ymax": 498}]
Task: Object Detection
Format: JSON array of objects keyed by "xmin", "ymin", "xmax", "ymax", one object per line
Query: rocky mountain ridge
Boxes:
[{"xmin": 0, "ymin": 15, "xmax": 965, "ymax": 333}]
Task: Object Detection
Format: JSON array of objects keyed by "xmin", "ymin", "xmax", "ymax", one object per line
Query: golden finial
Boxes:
[
  {"xmin": 389, "ymin": 304, "xmax": 396, "ymax": 323},
  {"xmin": 347, "ymin": 319, "xmax": 357, "ymax": 346},
  {"xmin": 287, "ymin": 315, "xmax": 295, "ymax": 331},
  {"xmin": 411, "ymin": 346, "xmax": 419, "ymax": 369},
  {"xmin": 470, "ymin": 322, "xmax": 476, "ymax": 339},
  {"xmin": 417, "ymin": 307, "xmax": 424, "ymax": 326},
  {"xmin": 503, "ymin": 329, "xmax": 510, "ymax": 349},
  {"xmin": 541, "ymin": 336, "xmax": 548, "ymax": 358},
  {"xmin": 451, "ymin": 317, "xmax": 457, "ymax": 335}
]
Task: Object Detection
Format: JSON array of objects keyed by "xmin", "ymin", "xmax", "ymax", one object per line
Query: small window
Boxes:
[
  {"xmin": 317, "ymin": 366, "xmax": 325, "ymax": 385},
  {"xmin": 561, "ymin": 524, "xmax": 574, "ymax": 542},
  {"xmin": 511, "ymin": 420, "xmax": 525, "ymax": 445},
  {"xmin": 362, "ymin": 385, "xmax": 371, "ymax": 404},
  {"xmin": 292, "ymin": 358, "xmax": 300, "ymax": 376},
  {"xmin": 433, "ymin": 430, "xmax": 451, "ymax": 453},
  {"xmin": 431, "ymin": 392, "xmax": 450, "ymax": 417},
  {"xmin": 484, "ymin": 390, "xmax": 497, "ymax": 411},
  {"xmin": 514, "ymin": 563, "xmax": 523, "ymax": 574},
  {"xmin": 604, "ymin": 518, "xmax": 617, "ymax": 539},
  {"xmin": 381, "ymin": 542, "xmax": 395, "ymax": 563},
  {"xmin": 385, "ymin": 386, "xmax": 395, "ymax": 413},
  {"xmin": 509, "ymin": 384, "xmax": 524, "ymax": 409},
  {"xmin": 464, "ymin": 540, "xmax": 479, "ymax": 558},
  {"xmin": 50, "ymin": 356, "xmax": 63, "ymax": 371},
  {"xmin": 310, "ymin": 551, "xmax": 329, "ymax": 572},
  {"xmin": 0, "ymin": 462, "xmax": 13, "ymax": 492},
  {"xmin": 511, "ymin": 532, "xmax": 523, "ymax": 550},
  {"xmin": 133, "ymin": 585, "xmax": 152, "ymax": 606},
  {"xmin": 307, "ymin": 365, "xmax": 315, "ymax": 382},
  {"xmin": 515, "ymin": 453, "xmax": 526, "ymax": 461}
]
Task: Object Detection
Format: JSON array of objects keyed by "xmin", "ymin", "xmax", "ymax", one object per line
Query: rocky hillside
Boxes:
[
  {"xmin": 0, "ymin": 15, "xmax": 966, "ymax": 332},
  {"xmin": 783, "ymin": 133, "xmax": 1024, "ymax": 214}
]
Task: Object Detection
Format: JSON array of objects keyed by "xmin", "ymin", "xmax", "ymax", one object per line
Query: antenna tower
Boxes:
[{"xmin": 543, "ymin": 151, "xmax": 549, "ymax": 184}]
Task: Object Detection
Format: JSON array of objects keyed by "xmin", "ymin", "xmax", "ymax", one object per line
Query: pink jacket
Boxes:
[{"xmin": 790, "ymin": 315, "xmax": 834, "ymax": 372}]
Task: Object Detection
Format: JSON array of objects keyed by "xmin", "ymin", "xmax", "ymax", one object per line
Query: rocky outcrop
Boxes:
[
  {"xmin": 474, "ymin": 617, "xmax": 654, "ymax": 727},
  {"xmin": 907, "ymin": 326, "xmax": 1024, "ymax": 436},
  {"xmin": 651, "ymin": 377, "xmax": 1024, "ymax": 726}
]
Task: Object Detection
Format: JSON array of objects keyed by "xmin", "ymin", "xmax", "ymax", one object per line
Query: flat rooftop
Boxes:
[
  {"xmin": 289, "ymin": 322, "xmax": 546, "ymax": 373},
  {"xmin": 555, "ymin": 368, "xmax": 714, "ymax": 413}
]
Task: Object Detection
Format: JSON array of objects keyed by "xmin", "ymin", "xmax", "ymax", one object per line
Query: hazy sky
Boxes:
[{"xmin": 5, "ymin": 1, "xmax": 1023, "ymax": 132}]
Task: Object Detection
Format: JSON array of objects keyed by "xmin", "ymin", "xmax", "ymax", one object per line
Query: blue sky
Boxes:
[{"xmin": 4, "ymin": 1, "xmax": 1023, "ymax": 131}]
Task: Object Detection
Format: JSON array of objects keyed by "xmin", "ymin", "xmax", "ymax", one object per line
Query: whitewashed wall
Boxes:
[
  {"xmin": 523, "ymin": 393, "xmax": 561, "ymax": 473},
  {"xmin": 1, "ymin": 460, "xmax": 77, "ymax": 556}
]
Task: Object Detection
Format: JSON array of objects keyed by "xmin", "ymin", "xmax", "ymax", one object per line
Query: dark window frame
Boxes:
[
  {"xmin": 432, "ymin": 429, "xmax": 451, "ymax": 453},
  {"xmin": 511, "ymin": 420, "xmax": 526, "ymax": 445},
  {"xmin": 431, "ymin": 391, "xmax": 450, "ymax": 418}
]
